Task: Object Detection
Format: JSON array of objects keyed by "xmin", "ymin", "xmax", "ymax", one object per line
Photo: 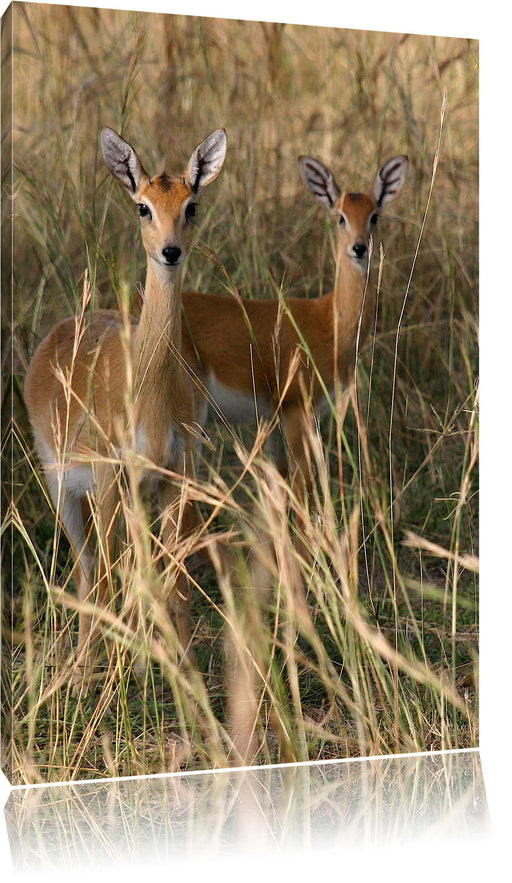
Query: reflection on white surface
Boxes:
[{"xmin": 4, "ymin": 749, "xmax": 488, "ymax": 871}]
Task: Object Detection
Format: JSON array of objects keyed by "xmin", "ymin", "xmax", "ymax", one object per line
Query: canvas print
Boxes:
[{"xmin": 2, "ymin": 2, "xmax": 479, "ymax": 784}]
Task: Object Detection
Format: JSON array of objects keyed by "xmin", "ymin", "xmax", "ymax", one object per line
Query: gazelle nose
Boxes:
[
  {"xmin": 162, "ymin": 246, "xmax": 182, "ymax": 265},
  {"xmin": 353, "ymin": 242, "xmax": 367, "ymax": 259}
]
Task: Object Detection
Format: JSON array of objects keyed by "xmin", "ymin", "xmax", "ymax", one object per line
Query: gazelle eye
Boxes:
[
  {"xmin": 185, "ymin": 202, "xmax": 197, "ymax": 223},
  {"xmin": 138, "ymin": 204, "xmax": 151, "ymax": 219},
  {"xmin": 370, "ymin": 213, "xmax": 378, "ymax": 226}
]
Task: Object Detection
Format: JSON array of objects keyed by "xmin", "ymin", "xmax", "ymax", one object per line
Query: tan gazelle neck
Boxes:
[{"xmin": 23, "ymin": 125, "xmax": 227, "ymax": 674}]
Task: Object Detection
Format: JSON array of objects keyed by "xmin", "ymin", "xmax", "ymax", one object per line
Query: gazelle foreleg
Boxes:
[
  {"xmin": 280, "ymin": 401, "xmax": 315, "ymax": 513},
  {"xmin": 76, "ymin": 462, "xmax": 120, "ymax": 673},
  {"xmin": 156, "ymin": 452, "xmax": 201, "ymax": 662}
]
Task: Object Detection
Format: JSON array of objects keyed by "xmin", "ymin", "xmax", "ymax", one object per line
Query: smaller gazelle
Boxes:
[
  {"xmin": 181, "ymin": 153, "xmax": 408, "ymax": 504},
  {"xmin": 25, "ymin": 125, "xmax": 227, "ymax": 672}
]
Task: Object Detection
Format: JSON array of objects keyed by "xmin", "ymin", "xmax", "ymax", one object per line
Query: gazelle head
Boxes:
[
  {"xmin": 299, "ymin": 154, "xmax": 408, "ymax": 273},
  {"xmin": 101, "ymin": 127, "xmax": 227, "ymax": 275}
]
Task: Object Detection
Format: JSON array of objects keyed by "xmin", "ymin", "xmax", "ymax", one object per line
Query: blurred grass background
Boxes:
[{"xmin": 2, "ymin": 2, "xmax": 478, "ymax": 783}]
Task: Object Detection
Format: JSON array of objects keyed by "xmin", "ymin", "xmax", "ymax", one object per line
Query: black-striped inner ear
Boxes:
[
  {"xmin": 189, "ymin": 153, "xmax": 213, "ymax": 193},
  {"xmin": 303, "ymin": 160, "xmax": 335, "ymax": 207},
  {"xmin": 378, "ymin": 160, "xmax": 404, "ymax": 205},
  {"xmin": 126, "ymin": 167, "xmax": 136, "ymax": 193},
  {"xmin": 189, "ymin": 166, "xmax": 200, "ymax": 194}
]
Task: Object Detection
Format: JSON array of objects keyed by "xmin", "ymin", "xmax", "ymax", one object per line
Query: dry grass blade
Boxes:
[{"xmin": 403, "ymin": 532, "xmax": 479, "ymax": 574}]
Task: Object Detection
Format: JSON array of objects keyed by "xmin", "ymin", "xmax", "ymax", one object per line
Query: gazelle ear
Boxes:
[
  {"xmin": 373, "ymin": 155, "xmax": 408, "ymax": 208},
  {"xmin": 185, "ymin": 128, "xmax": 227, "ymax": 194},
  {"xmin": 101, "ymin": 127, "xmax": 147, "ymax": 198},
  {"xmin": 299, "ymin": 156, "xmax": 341, "ymax": 211}
]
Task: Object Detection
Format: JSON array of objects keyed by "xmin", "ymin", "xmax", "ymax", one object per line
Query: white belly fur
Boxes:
[
  {"xmin": 136, "ymin": 424, "xmax": 187, "ymax": 471},
  {"xmin": 205, "ymin": 373, "xmax": 344, "ymax": 424},
  {"xmin": 206, "ymin": 371, "xmax": 274, "ymax": 423}
]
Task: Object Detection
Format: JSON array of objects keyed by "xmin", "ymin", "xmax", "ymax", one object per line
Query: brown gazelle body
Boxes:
[
  {"xmin": 182, "ymin": 154, "xmax": 407, "ymax": 500},
  {"xmin": 24, "ymin": 126, "xmax": 227, "ymax": 671}
]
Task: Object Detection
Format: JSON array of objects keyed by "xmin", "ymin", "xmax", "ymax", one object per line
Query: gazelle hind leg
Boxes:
[
  {"xmin": 50, "ymin": 474, "xmax": 94, "ymax": 654},
  {"xmin": 58, "ymin": 463, "xmax": 119, "ymax": 681}
]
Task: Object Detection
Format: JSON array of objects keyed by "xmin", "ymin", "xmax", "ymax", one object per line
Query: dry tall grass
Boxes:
[{"xmin": 2, "ymin": 3, "xmax": 478, "ymax": 783}]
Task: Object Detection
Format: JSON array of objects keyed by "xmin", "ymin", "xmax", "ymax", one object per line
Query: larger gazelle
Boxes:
[
  {"xmin": 24, "ymin": 126, "xmax": 227, "ymax": 671},
  {"xmin": 181, "ymin": 153, "xmax": 407, "ymax": 503}
]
